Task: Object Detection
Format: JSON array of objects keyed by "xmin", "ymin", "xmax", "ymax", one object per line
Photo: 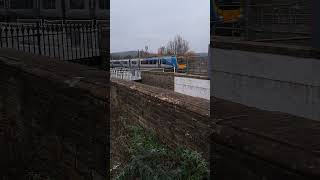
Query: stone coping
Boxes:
[
  {"xmin": 211, "ymin": 37, "xmax": 320, "ymax": 59},
  {"xmin": 142, "ymin": 71, "xmax": 209, "ymax": 80},
  {"xmin": 111, "ymin": 78, "xmax": 210, "ymax": 117},
  {"xmin": 0, "ymin": 48, "xmax": 109, "ymax": 101}
]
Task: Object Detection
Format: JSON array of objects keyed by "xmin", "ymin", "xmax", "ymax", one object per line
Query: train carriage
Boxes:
[{"xmin": 111, "ymin": 56, "xmax": 186, "ymax": 72}]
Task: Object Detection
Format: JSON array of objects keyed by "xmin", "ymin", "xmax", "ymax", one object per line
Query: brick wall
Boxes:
[
  {"xmin": 210, "ymin": 97, "xmax": 320, "ymax": 179},
  {"xmin": 0, "ymin": 49, "xmax": 109, "ymax": 179},
  {"xmin": 111, "ymin": 78, "xmax": 211, "ymax": 159},
  {"xmin": 140, "ymin": 71, "xmax": 175, "ymax": 90},
  {"xmin": 140, "ymin": 71, "xmax": 209, "ymax": 91}
]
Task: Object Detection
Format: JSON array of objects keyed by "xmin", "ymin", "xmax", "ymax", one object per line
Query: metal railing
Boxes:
[
  {"xmin": 0, "ymin": 21, "xmax": 102, "ymax": 61},
  {"xmin": 110, "ymin": 68, "xmax": 141, "ymax": 81}
]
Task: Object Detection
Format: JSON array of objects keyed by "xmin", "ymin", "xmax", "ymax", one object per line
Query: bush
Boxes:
[{"xmin": 115, "ymin": 125, "xmax": 208, "ymax": 180}]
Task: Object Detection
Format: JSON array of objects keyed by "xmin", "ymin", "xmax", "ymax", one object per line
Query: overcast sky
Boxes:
[{"xmin": 110, "ymin": 0, "xmax": 209, "ymax": 53}]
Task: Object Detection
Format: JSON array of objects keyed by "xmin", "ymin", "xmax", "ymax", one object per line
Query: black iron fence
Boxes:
[{"xmin": 0, "ymin": 22, "xmax": 102, "ymax": 62}]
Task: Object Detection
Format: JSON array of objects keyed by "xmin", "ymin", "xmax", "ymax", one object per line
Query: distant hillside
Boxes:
[
  {"xmin": 195, "ymin": 52, "xmax": 208, "ymax": 57},
  {"xmin": 111, "ymin": 51, "xmax": 139, "ymax": 58}
]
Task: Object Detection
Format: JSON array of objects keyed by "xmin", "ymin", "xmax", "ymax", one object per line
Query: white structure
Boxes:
[
  {"xmin": 110, "ymin": 68, "xmax": 141, "ymax": 81},
  {"xmin": 174, "ymin": 76, "xmax": 210, "ymax": 100}
]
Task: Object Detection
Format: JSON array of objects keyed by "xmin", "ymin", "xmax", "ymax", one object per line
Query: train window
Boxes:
[
  {"xmin": 132, "ymin": 61, "xmax": 137, "ymax": 64},
  {"xmin": 70, "ymin": 0, "xmax": 84, "ymax": 9},
  {"xmin": 43, "ymin": 0, "xmax": 56, "ymax": 9},
  {"xmin": 141, "ymin": 61, "xmax": 147, "ymax": 64},
  {"xmin": 161, "ymin": 59, "xmax": 167, "ymax": 64},
  {"xmin": 99, "ymin": 0, "xmax": 109, "ymax": 9},
  {"xmin": 10, "ymin": 0, "xmax": 33, "ymax": 9}
]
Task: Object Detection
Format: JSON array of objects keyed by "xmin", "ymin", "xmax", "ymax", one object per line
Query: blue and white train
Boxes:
[{"xmin": 111, "ymin": 56, "xmax": 186, "ymax": 71}]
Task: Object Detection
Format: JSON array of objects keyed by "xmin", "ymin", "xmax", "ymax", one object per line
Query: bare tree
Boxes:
[{"xmin": 166, "ymin": 34, "xmax": 190, "ymax": 55}]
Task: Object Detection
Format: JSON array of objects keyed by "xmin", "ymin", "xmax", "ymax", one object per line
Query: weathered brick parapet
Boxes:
[
  {"xmin": 211, "ymin": 37, "xmax": 320, "ymax": 59},
  {"xmin": 0, "ymin": 49, "xmax": 109, "ymax": 179},
  {"xmin": 210, "ymin": 97, "xmax": 320, "ymax": 180},
  {"xmin": 111, "ymin": 78, "xmax": 211, "ymax": 159},
  {"xmin": 141, "ymin": 71, "xmax": 209, "ymax": 91}
]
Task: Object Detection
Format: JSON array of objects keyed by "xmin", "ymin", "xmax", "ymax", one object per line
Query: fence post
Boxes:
[
  {"xmin": 37, "ymin": 22, "xmax": 42, "ymax": 55},
  {"xmin": 99, "ymin": 22, "xmax": 109, "ymax": 70}
]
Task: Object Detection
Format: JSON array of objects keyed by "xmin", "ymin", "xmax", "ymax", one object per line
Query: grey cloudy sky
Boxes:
[{"xmin": 111, "ymin": 0, "xmax": 209, "ymax": 53}]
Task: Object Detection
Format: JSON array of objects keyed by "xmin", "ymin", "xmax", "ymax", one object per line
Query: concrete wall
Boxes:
[
  {"xmin": 174, "ymin": 77, "xmax": 210, "ymax": 100},
  {"xmin": 210, "ymin": 46, "xmax": 320, "ymax": 121},
  {"xmin": 0, "ymin": 49, "xmax": 108, "ymax": 179}
]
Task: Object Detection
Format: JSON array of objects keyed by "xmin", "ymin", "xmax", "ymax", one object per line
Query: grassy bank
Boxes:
[{"xmin": 114, "ymin": 124, "xmax": 208, "ymax": 180}]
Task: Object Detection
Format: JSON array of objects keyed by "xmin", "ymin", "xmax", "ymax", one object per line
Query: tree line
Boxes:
[{"xmin": 111, "ymin": 34, "xmax": 195, "ymax": 60}]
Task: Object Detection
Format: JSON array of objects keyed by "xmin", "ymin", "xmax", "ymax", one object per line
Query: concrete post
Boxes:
[
  {"xmin": 313, "ymin": 1, "xmax": 320, "ymax": 48},
  {"xmin": 99, "ymin": 22, "xmax": 109, "ymax": 70}
]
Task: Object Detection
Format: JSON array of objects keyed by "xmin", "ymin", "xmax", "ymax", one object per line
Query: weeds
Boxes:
[{"xmin": 114, "ymin": 125, "xmax": 208, "ymax": 180}]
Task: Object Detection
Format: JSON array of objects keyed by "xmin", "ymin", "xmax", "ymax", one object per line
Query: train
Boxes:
[
  {"xmin": 0, "ymin": 0, "xmax": 108, "ymax": 21},
  {"xmin": 111, "ymin": 56, "xmax": 187, "ymax": 72}
]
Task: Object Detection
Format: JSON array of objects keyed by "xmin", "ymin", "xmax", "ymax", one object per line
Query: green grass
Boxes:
[{"xmin": 114, "ymin": 125, "xmax": 208, "ymax": 180}]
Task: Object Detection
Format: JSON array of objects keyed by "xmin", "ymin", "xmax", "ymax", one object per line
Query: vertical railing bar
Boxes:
[
  {"xmin": 90, "ymin": 25, "xmax": 94, "ymax": 57},
  {"xmin": 47, "ymin": 25, "xmax": 51, "ymax": 57},
  {"xmin": 83, "ymin": 24, "xmax": 86, "ymax": 58},
  {"xmin": 56, "ymin": 25, "xmax": 60, "ymax": 60},
  {"xmin": 42, "ymin": 25, "xmax": 46, "ymax": 56},
  {"xmin": 70, "ymin": 24, "xmax": 74, "ymax": 60},
  {"xmin": 66, "ymin": 24, "xmax": 70, "ymax": 60},
  {"xmin": 52, "ymin": 25, "xmax": 56, "ymax": 58},
  {"xmin": 79, "ymin": 24, "xmax": 83, "ymax": 59},
  {"xmin": 27, "ymin": 26, "xmax": 31, "ymax": 53},
  {"xmin": 5, "ymin": 25, "xmax": 8, "ymax": 48},
  {"xmin": 98, "ymin": 24, "xmax": 101, "ymax": 56},
  {"xmin": 96, "ymin": 24, "xmax": 99, "ymax": 56},
  {"xmin": 33, "ymin": 24, "xmax": 36, "ymax": 54},
  {"xmin": 22, "ymin": 25, "xmax": 25, "ymax": 52},
  {"xmin": 94, "ymin": 24, "xmax": 97, "ymax": 57},
  {"xmin": 16, "ymin": 26, "xmax": 20, "ymax": 50},
  {"xmin": 75, "ymin": 24, "xmax": 79, "ymax": 60},
  {"xmin": 86, "ymin": 24, "xmax": 89, "ymax": 58},
  {"xmin": 86, "ymin": 25, "xmax": 91, "ymax": 57},
  {"xmin": 0, "ymin": 27, "xmax": 2, "ymax": 48},
  {"xmin": 85, "ymin": 24, "xmax": 88, "ymax": 58},
  {"xmin": 61, "ymin": 24, "xmax": 65, "ymax": 60},
  {"xmin": 37, "ymin": 22, "xmax": 42, "ymax": 55},
  {"xmin": 10, "ymin": 25, "xmax": 14, "ymax": 49}
]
